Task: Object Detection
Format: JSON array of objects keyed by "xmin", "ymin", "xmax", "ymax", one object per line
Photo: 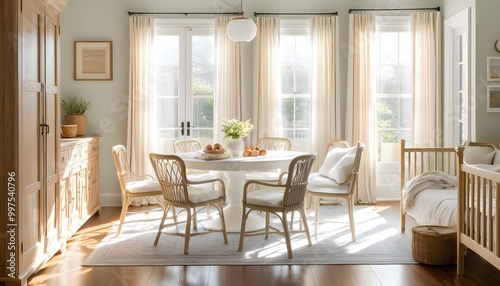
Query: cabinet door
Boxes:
[
  {"xmin": 86, "ymin": 158, "xmax": 100, "ymax": 215},
  {"xmin": 43, "ymin": 4, "xmax": 60, "ymax": 252},
  {"xmin": 19, "ymin": 0, "xmax": 44, "ymax": 270},
  {"xmin": 78, "ymin": 162, "xmax": 89, "ymax": 218},
  {"xmin": 59, "ymin": 171, "xmax": 70, "ymax": 237}
]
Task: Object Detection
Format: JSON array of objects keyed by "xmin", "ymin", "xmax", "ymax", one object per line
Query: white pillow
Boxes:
[
  {"xmin": 493, "ymin": 150, "xmax": 500, "ymax": 165},
  {"xmin": 463, "ymin": 145, "xmax": 495, "ymax": 165},
  {"xmin": 318, "ymin": 146, "xmax": 356, "ymax": 184}
]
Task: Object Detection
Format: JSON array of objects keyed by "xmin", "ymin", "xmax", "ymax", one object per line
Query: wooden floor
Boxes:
[{"xmin": 28, "ymin": 201, "xmax": 500, "ymax": 286}]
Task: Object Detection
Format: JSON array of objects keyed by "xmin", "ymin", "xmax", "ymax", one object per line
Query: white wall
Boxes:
[
  {"xmin": 442, "ymin": 0, "xmax": 500, "ymax": 142},
  {"xmin": 62, "ymin": 0, "xmax": 445, "ymax": 205},
  {"xmin": 474, "ymin": 0, "xmax": 500, "ymax": 141}
]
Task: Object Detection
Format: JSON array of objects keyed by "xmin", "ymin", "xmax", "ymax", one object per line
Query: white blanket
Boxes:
[{"xmin": 402, "ymin": 171, "xmax": 457, "ymax": 212}]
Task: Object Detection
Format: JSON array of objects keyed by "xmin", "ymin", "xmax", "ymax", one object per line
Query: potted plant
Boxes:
[
  {"xmin": 221, "ymin": 118, "xmax": 253, "ymax": 155},
  {"xmin": 61, "ymin": 94, "xmax": 91, "ymax": 136}
]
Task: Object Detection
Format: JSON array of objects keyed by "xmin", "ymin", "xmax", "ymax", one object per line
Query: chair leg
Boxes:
[
  {"xmin": 314, "ymin": 195, "xmax": 321, "ymax": 235},
  {"xmin": 346, "ymin": 197, "xmax": 356, "ymax": 241},
  {"xmin": 154, "ymin": 205, "xmax": 171, "ymax": 246},
  {"xmin": 116, "ymin": 197, "xmax": 130, "ymax": 237},
  {"xmin": 306, "ymin": 193, "xmax": 313, "ymax": 217},
  {"xmin": 238, "ymin": 207, "xmax": 249, "ymax": 251},
  {"xmin": 216, "ymin": 202, "xmax": 228, "ymax": 244},
  {"xmin": 299, "ymin": 207, "xmax": 312, "ymax": 246},
  {"xmin": 280, "ymin": 211, "xmax": 293, "ymax": 259},
  {"xmin": 206, "ymin": 203, "xmax": 211, "ymax": 218},
  {"xmin": 265, "ymin": 212, "xmax": 270, "ymax": 239},
  {"xmin": 184, "ymin": 208, "xmax": 192, "ymax": 254},
  {"xmin": 192, "ymin": 207, "xmax": 198, "ymax": 231}
]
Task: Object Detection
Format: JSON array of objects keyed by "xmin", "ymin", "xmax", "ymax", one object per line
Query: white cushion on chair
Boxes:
[
  {"xmin": 307, "ymin": 173, "xmax": 349, "ymax": 194},
  {"xmin": 126, "ymin": 179, "xmax": 162, "ymax": 193},
  {"xmin": 246, "ymin": 189, "xmax": 285, "ymax": 207},
  {"xmin": 187, "ymin": 185, "xmax": 221, "ymax": 203},
  {"xmin": 318, "ymin": 146, "xmax": 356, "ymax": 184}
]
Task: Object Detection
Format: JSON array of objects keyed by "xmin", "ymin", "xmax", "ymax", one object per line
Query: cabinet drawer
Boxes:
[
  {"xmin": 60, "ymin": 148, "xmax": 69, "ymax": 171},
  {"xmin": 67, "ymin": 146, "xmax": 80, "ymax": 165}
]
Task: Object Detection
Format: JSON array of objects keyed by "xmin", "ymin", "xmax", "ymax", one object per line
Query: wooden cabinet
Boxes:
[
  {"xmin": 59, "ymin": 137, "xmax": 101, "ymax": 240},
  {"xmin": 0, "ymin": 1, "xmax": 69, "ymax": 285}
]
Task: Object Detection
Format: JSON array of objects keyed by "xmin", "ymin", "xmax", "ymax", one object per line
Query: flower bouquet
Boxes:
[{"xmin": 221, "ymin": 118, "xmax": 253, "ymax": 139}]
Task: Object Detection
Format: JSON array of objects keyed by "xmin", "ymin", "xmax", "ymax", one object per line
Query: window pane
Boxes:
[
  {"xmin": 375, "ymin": 19, "xmax": 412, "ymax": 161},
  {"xmin": 193, "ymin": 98, "xmax": 213, "ymax": 128},
  {"xmin": 192, "ymin": 35, "xmax": 214, "ymax": 97},
  {"xmin": 155, "ymin": 35, "xmax": 179, "ymax": 97},
  {"xmin": 280, "ymin": 30, "xmax": 310, "ymax": 141}
]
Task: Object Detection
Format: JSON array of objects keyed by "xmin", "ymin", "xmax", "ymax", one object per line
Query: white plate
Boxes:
[{"xmin": 195, "ymin": 152, "xmax": 233, "ymax": 160}]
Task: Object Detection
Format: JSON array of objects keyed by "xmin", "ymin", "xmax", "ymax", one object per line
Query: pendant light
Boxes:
[{"xmin": 226, "ymin": 0, "xmax": 257, "ymax": 42}]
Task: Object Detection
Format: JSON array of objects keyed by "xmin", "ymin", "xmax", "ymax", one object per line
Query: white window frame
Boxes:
[
  {"xmin": 374, "ymin": 16, "xmax": 412, "ymax": 199},
  {"xmin": 280, "ymin": 19, "xmax": 311, "ymax": 151}
]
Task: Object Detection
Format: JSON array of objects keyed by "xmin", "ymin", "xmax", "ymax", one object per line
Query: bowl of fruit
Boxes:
[
  {"xmin": 203, "ymin": 143, "xmax": 225, "ymax": 154},
  {"xmin": 243, "ymin": 146, "xmax": 267, "ymax": 157}
]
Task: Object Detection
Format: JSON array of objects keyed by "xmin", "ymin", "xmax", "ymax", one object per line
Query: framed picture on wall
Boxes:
[
  {"xmin": 486, "ymin": 57, "xmax": 500, "ymax": 81},
  {"xmin": 487, "ymin": 85, "xmax": 500, "ymax": 112},
  {"xmin": 74, "ymin": 41, "xmax": 113, "ymax": 81}
]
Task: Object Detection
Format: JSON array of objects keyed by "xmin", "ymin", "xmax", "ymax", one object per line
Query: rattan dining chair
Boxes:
[
  {"xmin": 238, "ymin": 154, "xmax": 316, "ymax": 259},
  {"xmin": 306, "ymin": 141, "xmax": 364, "ymax": 241},
  {"xmin": 245, "ymin": 137, "xmax": 292, "ymax": 183},
  {"xmin": 149, "ymin": 153, "xmax": 228, "ymax": 254},
  {"xmin": 174, "ymin": 139, "xmax": 219, "ymax": 217},
  {"xmin": 173, "ymin": 139, "xmax": 217, "ymax": 180},
  {"xmin": 112, "ymin": 145, "xmax": 165, "ymax": 237}
]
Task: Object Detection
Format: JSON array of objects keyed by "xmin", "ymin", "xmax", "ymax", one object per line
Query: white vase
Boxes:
[{"xmin": 224, "ymin": 137, "xmax": 245, "ymax": 156}]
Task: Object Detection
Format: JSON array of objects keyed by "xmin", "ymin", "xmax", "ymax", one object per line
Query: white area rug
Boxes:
[{"xmin": 83, "ymin": 205, "xmax": 416, "ymax": 266}]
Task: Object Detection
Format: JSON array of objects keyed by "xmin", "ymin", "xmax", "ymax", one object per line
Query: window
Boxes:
[
  {"xmin": 154, "ymin": 20, "xmax": 215, "ymax": 153},
  {"xmin": 374, "ymin": 17, "xmax": 412, "ymax": 162},
  {"xmin": 280, "ymin": 20, "xmax": 311, "ymax": 150}
]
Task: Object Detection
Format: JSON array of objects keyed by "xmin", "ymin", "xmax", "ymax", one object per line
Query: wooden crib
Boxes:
[
  {"xmin": 457, "ymin": 145, "xmax": 500, "ymax": 274},
  {"xmin": 399, "ymin": 139, "xmax": 458, "ymax": 233},
  {"xmin": 400, "ymin": 139, "xmax": 499, "ymax": 273}
]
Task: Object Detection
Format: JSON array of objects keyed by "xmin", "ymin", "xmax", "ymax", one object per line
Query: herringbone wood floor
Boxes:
[{"xmin": 28, "ymin": 201, "xmax": 500, "ymax": 286}]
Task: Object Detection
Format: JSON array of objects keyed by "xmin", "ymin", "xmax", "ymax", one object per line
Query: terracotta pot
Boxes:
[
  {"xmin": 61, "ymin": 125, "xmax": 78, "ymax": 138},
  {"xmin": 64, "ymin": 114, "xmax": 87, "ymax": 136}
]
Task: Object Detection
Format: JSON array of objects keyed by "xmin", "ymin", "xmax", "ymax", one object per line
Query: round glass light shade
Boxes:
[{"xmin": 226, "ymin": 17, "xmax": 257, "ymax": 42}]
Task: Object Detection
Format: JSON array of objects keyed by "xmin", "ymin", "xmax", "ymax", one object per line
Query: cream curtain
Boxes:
[
  {"xmin": 346, "ymin": 13, "xmax": 376, "ymax": 204},
  {"xmin": 412, "ymin": 11, "xmax": 441, "ymax": 147},
  {"xmin": 214, "ymin": 17, "xmax": 243, "ymax": 142},
  {"xmin": 256, "ymin": 16, "xmax": 281, "ymax": 139},
  {"xmin": 127, "ymin": 16, "xmax": 158, "ymax": 205},
  {"xmin": 310, "ymin": 16, "xmax": 339, "ymax": 170},
  {"xmin": 127, "ymin": 15, "xmax": 156, "ymax": 176}
]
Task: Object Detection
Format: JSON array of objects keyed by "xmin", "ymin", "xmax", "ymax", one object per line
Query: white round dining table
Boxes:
[{"xmin": 176, "ymin": 150, "xmax": 306, "ymax": 232}]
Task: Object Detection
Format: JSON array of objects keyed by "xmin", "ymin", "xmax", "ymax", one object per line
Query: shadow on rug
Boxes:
[{"xmin": 83, "ymin": 204, "xmax": 416, "ymax": 266}]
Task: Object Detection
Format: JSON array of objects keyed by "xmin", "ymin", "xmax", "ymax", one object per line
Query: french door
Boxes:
[
  {"xmin": 154, "ymin": 24, "xmax": 215, "ymax": 154},
  {"xmin": 444, "ymin": 8, "xmax": 471, "ymax": 146}
]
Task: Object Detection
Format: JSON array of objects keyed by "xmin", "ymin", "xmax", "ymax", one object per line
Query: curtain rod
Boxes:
[
  {"xmin": 349, "ymin": 7, "xmax": 439, "ymax": 13},
  {"xmin": 254, "ymin": 12, "xmax": 338, "ymax": 17},
  {"xmin": 128, "ymin": 11, "xmax": 241, "ymax": 16}
]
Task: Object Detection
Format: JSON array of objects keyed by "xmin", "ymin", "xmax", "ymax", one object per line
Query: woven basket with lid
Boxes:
[{"xmin": 412, "ymin": 225, "xmax": 457, "ymax": 265}]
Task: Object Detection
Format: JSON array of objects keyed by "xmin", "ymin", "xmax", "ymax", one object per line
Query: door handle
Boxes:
[
  {"xmin": 187, "ymin": 121, "xmax": 191, "ymax": 136},
  {"xmin": 179, "ymin": 122, "xmax": 184, "ymax": 136}
]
